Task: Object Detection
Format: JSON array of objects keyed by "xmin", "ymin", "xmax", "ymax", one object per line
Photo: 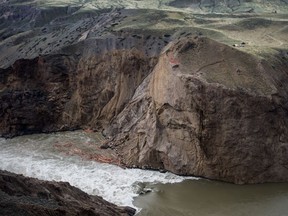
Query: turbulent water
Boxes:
[
  {"xmin": 1, "ymin": 131, "xmax": 288, "ymax": 215},
  {"xmin": 0, "ymin": 131, "xmax": 191, "ymax": 209}
]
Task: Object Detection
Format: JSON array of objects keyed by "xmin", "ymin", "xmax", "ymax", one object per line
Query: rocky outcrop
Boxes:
[
  {"xmin": 105, "ymin": 36, "xmax": 288, "ymax": 184},
  {"xmin": 0, "ymin": 170, "xmax": 135, "ymax": 216}
]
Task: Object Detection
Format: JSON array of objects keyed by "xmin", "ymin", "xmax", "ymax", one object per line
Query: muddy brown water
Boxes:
[
  {"xmin": 134, "ymin": 179, "xmax": 288, "ymax": 216},
  {"xmin": 0, "ymin": 131, "xmax": 287, "ymax": 215}
]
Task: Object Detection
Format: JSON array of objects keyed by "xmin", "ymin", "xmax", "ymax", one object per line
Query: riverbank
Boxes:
[
  {"xmin": 0, "ymin": 131, "xmax": 190, "ymax": 209},
  {"xmin": 0, "ymin": 170, "xmax": 135, "ymax": 216}
]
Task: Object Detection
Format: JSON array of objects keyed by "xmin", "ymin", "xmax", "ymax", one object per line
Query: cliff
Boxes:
[
  {"xmin": 0, "ymin": 48, "xmax": 158, "ymax": 137},
  {"xmin": 105, "ymin": 36, "xmax": 288, "ymax": 184}
]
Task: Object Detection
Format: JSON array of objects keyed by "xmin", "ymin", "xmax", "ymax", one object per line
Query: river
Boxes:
[
  {"xmin": 134, "ymin": 180, "xmax": 288, "ymax": 216},
  {"xmin": 0, "ymin": 131, "xmax": 288, "ymax": 215}
]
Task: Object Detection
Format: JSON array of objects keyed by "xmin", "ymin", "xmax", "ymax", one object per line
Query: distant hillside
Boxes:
[
  {"xmin": 1, "ymin": 0, "xmax": 288, "ymax": 13},
  {"xmin": 169, "ymin": 0, "xmax": 288, "ymax": 13}
]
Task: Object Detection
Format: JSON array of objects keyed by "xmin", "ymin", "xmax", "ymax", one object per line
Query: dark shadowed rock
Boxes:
[
  {"xmin": 0, "ymin": 170, "xmax": 136, "ymax": 216},
  {"xmin": 0, "ymin": 49, "xmax": 158, "ymax": 137}
]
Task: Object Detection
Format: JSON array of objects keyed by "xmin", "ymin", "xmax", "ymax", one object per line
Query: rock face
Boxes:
[
  {"xmin": 105, "ymin": 36, "xmax": 288, "ymax": 184},
  {"xmin": 0, "ymin": 170, "xmax": 135, "ymax": 216},
  {"xmin": 0, "ymin": 48, "xmax": 158, "ymax": 137},
  {"xmin": 1, "ymin": 32, "xmax": 288, "ymax": 184}
]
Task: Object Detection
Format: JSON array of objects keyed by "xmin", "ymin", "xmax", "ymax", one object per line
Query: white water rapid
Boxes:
[{"xmin": 0, "ymin": 131, "xmax": 195, "ymax": 209}]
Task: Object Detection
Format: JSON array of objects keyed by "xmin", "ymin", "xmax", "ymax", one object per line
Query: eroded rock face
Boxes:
[
  {"xmin": 0, "ymin": 49, "xmax": 157, "ymax": 137},
  {"xmin": 106, "ymin": 37, "xmax": 288, "ymax": 184},
  {"xmin": 1, "ymin": 33, "xmax": 288, "ymax": 184},
  {"xmin": 0, "ymin": 170, "xmax": 135, "ymax": 216}
]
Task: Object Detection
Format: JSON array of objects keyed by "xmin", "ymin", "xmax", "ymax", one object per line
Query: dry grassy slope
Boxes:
[
  {"xmin": 1, "ymin": 0, "xmax": 287, "ymax": 69},
  {"xmin": 9, "ymin": 0, "xmax": 287, "ymax": 13},
  {"xmin": 177, "ymin": 37, "xmax": 277, "ymax": 95}
]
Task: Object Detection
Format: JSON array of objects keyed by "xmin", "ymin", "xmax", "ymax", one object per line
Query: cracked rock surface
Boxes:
[{"xmin": 106, "ymin": 37, "xmax": 288, "ymax": 184}]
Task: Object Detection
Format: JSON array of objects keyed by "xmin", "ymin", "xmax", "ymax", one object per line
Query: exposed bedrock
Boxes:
[
  {"xmin": 0, "ymin": 46, "xmax": 158, "ymax": 137},
  {"xmin": 0, "ymin": 170, "xmax": 135, "ymax": 216},
  {"xmin": 105, "ymin": 36, "xmax": 288, "ymax": 184}
]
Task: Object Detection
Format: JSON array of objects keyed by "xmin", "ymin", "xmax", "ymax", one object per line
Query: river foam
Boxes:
[{"xmin": 0, "ymin": 131, "xmax": 195, "ymax": 208}]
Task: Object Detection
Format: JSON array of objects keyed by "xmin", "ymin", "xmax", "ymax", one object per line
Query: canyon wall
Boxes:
[
  {"xmin": 0, "ymin": 47, "xmax": 158, "ymax": 137},
  {"xmin": 1, "ymin": 34, "xmax": 288, "ymax": 184},
  {"xmin": 1, "ymin": 2, "xmax": 288, "ymax": 184},
  {"xmin": 105, "ymin": 37, "xmax": 288, "ymax": 184}
]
